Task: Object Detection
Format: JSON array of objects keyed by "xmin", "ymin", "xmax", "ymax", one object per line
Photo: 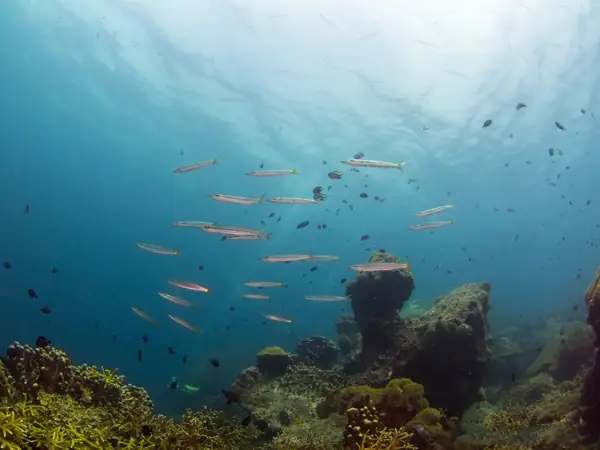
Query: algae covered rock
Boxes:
[
  {"xmin": 296, "ymin": 336, "xmax": 339, "ymax": 370},
  {"xmin": 346, "ymin": 251, "xmax": 415, "ymax": 358},
  {"xmin": 256, "ymin": 346, "xmax": 294, "ymax": 378}
]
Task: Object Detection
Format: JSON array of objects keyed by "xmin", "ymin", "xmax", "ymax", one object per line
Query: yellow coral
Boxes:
[{"xmin": 358, "ymin": 427, "xmax": 416, "ymax": 450}]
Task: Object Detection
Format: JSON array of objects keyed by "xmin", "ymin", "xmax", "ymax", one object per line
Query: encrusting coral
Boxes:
[{"xmin": 0, "ymin": 341, "xmax": 258, "ymax": 449}]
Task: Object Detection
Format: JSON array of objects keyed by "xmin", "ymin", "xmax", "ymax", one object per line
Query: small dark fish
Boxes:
[
  {"xmin": 276, "ymin": 217, "xmax": 281, "ymax": 222},
  {"xmin": 360, "ymin": 234, "xmax": 370, "ymax": 241},
  {"xmin": 322, "ymin": 223, "xmax": 327, "ymax": 229},
  {"xmin": 182, "ymin": 355, "xmax": 188, "ymax": 364},
  {"xmin": 310, "ymin": 266, "xmax": 318, "ymax": 272},
  {"xmin": 260, "ymin": 160, "xmax": 264, "ymax": 169},
  {"xmin": 340, "ymin": 278, "xmax": 347, "ymax": 284},
  {"xmin": 407, "ymin": 178, "xmax": 418, "ymax": 184},
  {"xmin": 2, "ymin": 261, "xmax": 11, "ymax": 269},
  {"xmin": 36, "ymin": 336, "xmax": 51, "ymax": 348},
  {"xmin": 514, "ymin": 234, "xmax": 519, "ymax": 242},
  {"xmin": 548, "ymin": 148, "xmax": 555, "ymax": 156},
  {"xmin": 138, "ymin": 350, "xmax": 142, "ymax": 362},
  {"xmin": 51, "ymin": 267, "xmax": 58, "ymax": 274},
  {"xmin": 313, "ymin": 186, "xmax": 323, "ymax": 194},
  {"xmin": 482, "ymin": 119, "xmax": 492, "ymax": 128},
  {"xmin": 555, "ymin": 121, "xmax": 566, "ymax": 130},
  {"xmin": 422, "ymin": 126, "xmax": 430, "ymax": 130},
  {"xmin": 511, "ymin": 373, "xmax": 516, "ymax": 383},
  {"xmin": 28, "ymin": 288, "xmax": 38, "ymax": 299},
  {"xmin": 318, "ymin": 223, "xmax": 322, "ymax": 230},
  {"xmin": 25, "ymin": 204, "xmax": 30, "ymax": 214},
  {"xmin": 328, "ymin": 171, "xmax": 343, "ymax": 179},
  {"xmin": 297, "ymin": 220, "xmax": 310, "ymax": 229},
  {"xmin": 359, "ymin": 193, "xmax": 368, "ymax": 198},
  {"xmin": 170, "ymin": 379, "xmax": 178, "ymax": 390},
  {"xmin": 268, "ymin": 212, "xmax": 275, "ymax": 218},
  {"xmin": 40, "ymin": 306, "xmax": 51, "ymax": 315},
  {"xmin": 516, "ymin": 102, "xmax": 527, "ymax": 110},
  {"xmin": 506, "ymin": 208, "xmax": 515, "ymax": 213},
  {"xmin": 198, "ymin": 265, "xmax": 204, "ymax": 271},
  {"xmin": 586, "ymin": 200, "xmax": 591, "ymax": 206},
  {"xmin": 209, "ymin": 358, "xmax": 220, "ymax": 368},
  {"xmin": 354, "ymin": 151, "xmax": 364, "ymax": 159},
  {"xmin": 379, "ymin": 248, "xmax": 386, "ymax": 253},
  {"xmin": 112, "ymin": 334, "xmax": 117, "ymax": 342},
  {"xmin": 179, "ymin": 148, "xmax": 184, "ymax": 156},
  {"xmin": 241, "ymin": 416, "xmax": 251, "ymax": 426},
  {"xmin": 229, "ymin": 306, "xmax": 236, "ymax": 312},
  {"xmin": 222, "ymin": 389, "xmax": 241, "ymax": 405},
  {"xmin": 322, "ymin": 160, "xmax": 327, "ymax": 165},
  {"xmin": 142, "ymin": 334, "xmax": 149, "ymax": 343},
  {"xmin": 168, "ymin": 347, "xmax": 176, "ymax": 355},
  {"xmin": 313, "ymin": 193, "xmax": 326, "ymax": 201}
]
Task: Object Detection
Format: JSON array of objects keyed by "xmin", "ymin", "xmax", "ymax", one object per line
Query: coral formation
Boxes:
[
  {"xmin": 346, "ymin": 251, "xmax": 415, "ymax": 360},
  {"xmin": 0, "ymin": 342, "xmax": 258, "ymax": 449},
  {"xmin": 256, "ymin": 346, "xmax": 294, "ymax": 378},
  {"xmin": 296, "ymin": 336, "xmax": 340, "ymax": 370}
]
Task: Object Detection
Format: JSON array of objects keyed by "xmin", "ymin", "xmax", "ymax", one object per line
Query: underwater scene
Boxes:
[{"xmin": 1, "ymin": 0, "xmax": 600, "ymax": 449}]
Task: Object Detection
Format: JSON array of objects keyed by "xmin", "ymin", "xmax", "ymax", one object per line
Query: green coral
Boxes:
[
  {"xmin": 256, "ymin": 346, "xmax": 293, "ymax": 378},
  {"xmin": 257, "ymin": 346, "xmax": 288, "ymax": 356}
]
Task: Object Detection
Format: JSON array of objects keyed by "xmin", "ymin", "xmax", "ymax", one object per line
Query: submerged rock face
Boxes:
[
  {"xmin": 296, "ymin": 336, "xmax": 339, "ymax": 370},
  {"xmin": 345, "ymin": 282, "xmax": 491, "ymax": 417},
  {"xmin": 345, "ymin": 251, "xmax": 415, "ymax": 360},
  {"xmin": 580, "ymin": 268, "xmax": 600, "ymax": 443}
]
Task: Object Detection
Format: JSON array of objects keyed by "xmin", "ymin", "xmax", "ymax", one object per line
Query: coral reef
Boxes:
[
  {"xmin": 296, "ymin": 336, "xmax": 340, "ymax": 370},
  {"xmin": 346, "ymin": 251, "xmax": 415, "ymax": 361},
  {"xmin": 336, "ymin": 315, "xmax": 361, "ymax": 359},
  {"xmin": 0, "ymin": 342, "xmax": 258, "ymax": 449},
  {"xmin": 256, "ymin": 346, "xmax": 295, "ymax": 378},
  {"xmin": 580, "ymin": 267, "xmax": 600, "ymax": 444},
  {"xmin": 344, "ymin": 282, "xmax": 491, "ymax": 417}
]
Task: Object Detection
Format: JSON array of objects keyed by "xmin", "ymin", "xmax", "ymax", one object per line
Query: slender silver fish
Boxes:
[
  {"xmin": 167, "ymin": 279, "xmax": 209, "ymax": 293},
  {"xmin": 246, "ymin": 169, "xmax": 297, "ymax": 177},
  {"xmin": 242, "ymin": 294, "xmax": 270, "ymax": 300},
  {"xmin": 268, "ymin": 197, "xmax": 317, "ymax": 205},
  {"xmin": 244, "ymin": 281, "xmax": 284, "ymax": 288},
  {"xmin": 263, "ymin": 314, "xmax": 293, "ymax": 323},
  {"xmin": 136, "ymin": 243, "xmax": 180, "ymax": 256},
  {"xmin": 210, "ymin": 193, "xmax": 266, "ymax": 205},
  {"xmin": 158, "ymin": 292, "xmax": 197, "ymax": 309},
  {"xmin": 306, "ymin": 255, "xmax": 340, "ymax": 262},
  {"xmin": 341, "ymin": 159, "xmax": 405, "ymax": 170},
  {"xmin": 414, "ymin": 204, "xmax": 454, "ymax": 218},
  {"xmin": 349, "ymin": 262, "xmax": 410, "ymax": 272},
  {"xmin": 132, "ymin": 307, "xmax": 159, "ymax": 326},
  {"xmin": 173, "ymin": 159, "xmax": 217, "ymax": 173},
  {"xmin": 261, "ymin": 254, "xmax": 312, "ymax": 263},
  {"xmin": 305, "ymin": 295, "xmax": 348, "ymax": 302},
  {"xmin": 168, "ymin": 314, "xmax": 202, "ymax": 334},
  {"xmin": 409, "ymin": 220, "xmax": 454, "ymax": 231}
]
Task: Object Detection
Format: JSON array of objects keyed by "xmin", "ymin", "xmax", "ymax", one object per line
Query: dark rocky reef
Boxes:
[
  {"xmin": 580, "ymin": 267, "xmax": 600, "ymax": 443},
  {"xmin": 343, "ymin": 280, "xmax": 491, "ymax": 417},
  {"xmin": 346, "ymin": 251, "xmax": 415, "ymax": 361}
]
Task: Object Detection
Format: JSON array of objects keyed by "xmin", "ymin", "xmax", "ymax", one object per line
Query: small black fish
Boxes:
[
  {"xmin": 322, "ymin": 160, "xmax": 327, "ymax": 165},
  {"xmin": 168, "ymin": 347, "xmax": 176, "ymax": 355},
  {"xmin": 51, "ymin": 267, "xmax": 58, "ymax": 274},
  {"xmin": 482, "ymin": 119, "xmax": 492, "ymax": 128},
  {"xmin": 354, "ymin": 151, "xmax": 364, "ymax": 159},
  {"xmin": 138, "ymin": 349, "xmax": 142, "ymax": 362},
  {"xmin": 40, "ymin": 306, "xmax": 51, "ymax": 315},
  {"xmin": 313, "ymin": 186, "xmax": 323, "ymax": 194},
  {"xmin": 36, "ymin": 336, "xmax": 51, "ymax": 348},
  {"xmin": 511, "ymin": 373, "xmax": 516, "ymax": 383},
  {"xmin": 229, "ymin": 306, "xmax": 236, "ymax": 312},
  {"xmin": 268, "ymin": 212, "xmax": 275, "ymax": 218},
  {"xmin": 360, "ymin": 234, "xmax": 369, "ymax": 241},
  {"xmin": 328, "ymin": 171, "xmax": 343, "ymax": 179},
  {"xmin": 198, "ymin": 265, "xmax": 204, "ymax": 271},
  {"xmin": 310, "ymin": 266, "xmax": 318, "ymax": 272},
  {"xmin": 209, "ymin": 358, "xmax": 220, "ymax": 368},
  {"xmin": 555, "ymin": 121, "xmax": 566, "ymax": 130},
  {"xmin": 2, "ymin": 261, "xmax": 10, "ymax": 269},
  {"xmin": 548, "ymin": 148, "xmax": 555, "ymax": 156},
  {"xmin": 340, "ymin": 278, "xmax": 347, "ymax": 284},
  {"xmin": 169, "ymin": 379, "xmax": 178, "ymax": 390},
  {"xmin": 25, "ymin": 204, "xmax": 30, "ymax": 214},
  {"xmin": 516, "ymin": 102, "xmax": 527, "ymax": 110},
  {"xmin": 112, "ymin": 334, "xmax": 117, "ymax": 342},
  {"xmin": 142, "ymin": 334, "xmax": 148, "ymax": 343},
  {"xmin": 222, "ymin": 389, "xmax": 241, "ymax": 405},
  {"xmin": 581, "ymin": 108, "xmax": 586, "ymax": 114},
  {"xmin": 379, "ymin": 248, "xmax": 386, "ymax": 253},
  {"xmin": 586, "ymin": 200, "xmax": 591, "ymax": 206},
  {"xmin": 241, "ymin": 415, "xmax": 251, "ymax": 426},
  {"xmin": 182, "ymin": 355, "xmax": 188, "ymax": 364},
  {"xmin": 297, "ymin": 220, "xmax": 310, "ymax": 229},
  {"xmin": 359, "ymin": 192, "xmax": 368, "ymax": 198},
  {"xmin": 28, "ymin": 288, "xmax": 38, "ymax": 299},
  {"xmin": 260, "ymin": 160, "xmax": 264, "ymax": 169}
]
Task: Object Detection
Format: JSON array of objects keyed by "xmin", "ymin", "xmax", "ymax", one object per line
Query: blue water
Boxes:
[{"xmin": 1, "ymin": 1, "xmax": 599, "ymax": 414}]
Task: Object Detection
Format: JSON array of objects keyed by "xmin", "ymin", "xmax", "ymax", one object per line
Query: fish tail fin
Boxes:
[
  {"xmin": 397, "ymin": 162, "xmax": 406, "ymax": 172},
  {"xmin": 450, "ymin": 220, "xmax": 455, "ymax": 225},
  {"xmin": 259, "ymin": 192, "xmax": 267, "ymax": 203},
  {"xmin": 175, "ymin": 250, "xmax": 181, "ymax": 256},
  {"xmin": 265, "ymin": 233, "xmax": 272, "ymax": 240},
  {"xmin": 291, "ymin": 169, "xmax": 298, "ymax": 174},
  {"xmin": 212, "ymin": 158, "xmax": 218, "ymax": 164}
]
